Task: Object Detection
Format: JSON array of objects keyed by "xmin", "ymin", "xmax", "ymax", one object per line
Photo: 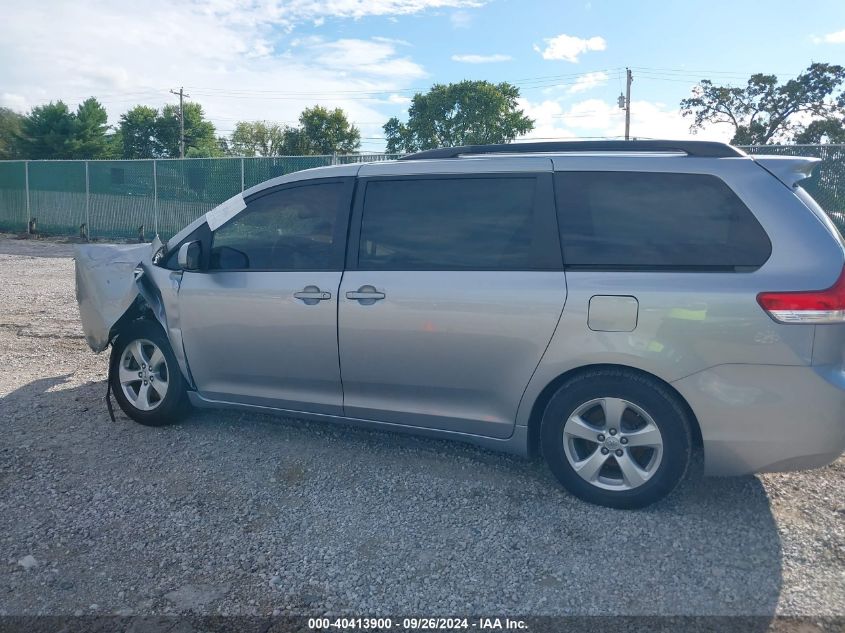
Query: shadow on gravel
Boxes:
[{"xmin": 3, "ymin": 376, "xmax": 782, "ymax": 623}]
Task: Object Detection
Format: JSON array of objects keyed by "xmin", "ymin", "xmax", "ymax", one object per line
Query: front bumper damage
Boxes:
[
  {"xmin": 75, "ymin": 237, "xmax": 195, "ymax": 391},
  {"xmin": 74, "ymin": 239, "xmax": 162, "ymax": 352}
]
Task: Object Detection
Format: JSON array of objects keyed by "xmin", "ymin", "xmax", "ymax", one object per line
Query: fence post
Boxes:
[
  {"xmin": 84, "ymin": 161, "xmax": 91, "ymax": 239},
  {"xmin": 153, "ymin": 159, "xmax": 158, "ymax": 237},
  {"xmin": 332, "ymin": 152, "xmax": 338, "ymax": 166},
  {"xmin": 24, "ymin": 161, "xmax": 31, "ymax": 233},
  {"xmin": 241, "ymin": 157, "xmax": 245, "ymax": 192}
]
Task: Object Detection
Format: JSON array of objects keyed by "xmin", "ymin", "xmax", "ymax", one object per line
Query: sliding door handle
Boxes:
[
  {"xmin": 294, "ymin": 285, "xmax": 331, "ymax": 305},
  {"xmin": 346, "ymin": 285, "xmax": 385, "ymax": 304}
]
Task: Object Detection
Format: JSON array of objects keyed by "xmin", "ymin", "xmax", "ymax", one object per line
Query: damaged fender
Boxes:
[
  {"xmin": 75, "ymin": 240, "xmax": 159, "ymax": 352},
  {"xmin": 74, "ymin": 237, "xmax": 193, "ymax": 386}
]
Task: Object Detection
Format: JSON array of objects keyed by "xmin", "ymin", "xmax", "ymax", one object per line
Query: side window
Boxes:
[
  {"xmin": 358, "ymin": 176, "xmax": 558, "ymax": 270},
  {"xmin": 210, "ymin": 181, "xmax": 344, "ymax": 271},
  {"xmin": 554, "ymin": 171, "xmax": 772, "ymax": 270}
]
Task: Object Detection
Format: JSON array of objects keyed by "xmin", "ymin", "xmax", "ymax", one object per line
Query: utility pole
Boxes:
[
  {"xmin": 169, "ymin": 87, "xmax": 190, "ymax": 158},
  {"xmin": 624, "ymin": 68, "xmax": 633, "ymax": 140}
]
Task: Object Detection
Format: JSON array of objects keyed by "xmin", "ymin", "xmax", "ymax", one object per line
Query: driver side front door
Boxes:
[{"xmin": 178, "ymin": 177, "xmax": 354, "ymax": 415}]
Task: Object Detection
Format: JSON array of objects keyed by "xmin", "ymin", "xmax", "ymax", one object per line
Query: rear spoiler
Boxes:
[{"xmin": 751, "ymin": 155, "xmax": 821, "ymax": 188}]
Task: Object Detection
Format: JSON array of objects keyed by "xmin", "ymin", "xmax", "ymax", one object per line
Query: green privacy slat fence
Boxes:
[
  {"xmin": 0, "ymin": 154, "xmax": 397, "ymax": 241},
  {"xmin": 0, "ymin": 161, "xmax": 26, "ymax": 232},
  {"xmin": 28, "ymin": 161, "xmax": 87, "ymax": 235},
  {"xmin": 739, "ymin": 144, "xmax": 845, "ymax": 235},
  {"xmin": 88, "ymin": 160, "xmax": 155, "ymax": 240},
  {"xmin": 0, "ymin": 147, "xmax": 842, "ymax": 241}
]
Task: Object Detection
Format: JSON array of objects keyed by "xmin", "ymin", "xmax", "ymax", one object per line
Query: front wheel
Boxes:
[
  {"xmin": 540, "ymin": 369, "xmax": 692, "ymax": 509},
  {"xmin": 110, "ymin": 320, "xmax": 189, "ymax": 426}
]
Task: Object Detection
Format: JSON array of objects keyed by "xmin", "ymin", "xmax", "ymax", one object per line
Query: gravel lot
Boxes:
[{"xmin": 1, "ymin": 234, "xmax": 843, "ymax": 620}]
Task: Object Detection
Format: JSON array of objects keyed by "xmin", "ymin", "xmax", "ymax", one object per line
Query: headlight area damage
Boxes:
[{"xmin": 74, "ymin": 238, "xmax": 166, "ymax": 352}]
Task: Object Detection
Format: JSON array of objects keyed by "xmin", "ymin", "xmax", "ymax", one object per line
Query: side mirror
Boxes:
[{"xmin": 177, "ymin": 241, "xmax": 201, "ymax": 271}]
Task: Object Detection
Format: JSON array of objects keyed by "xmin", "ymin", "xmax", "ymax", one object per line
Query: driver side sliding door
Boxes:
[{"xmin": 178, "ymin": 177, "xmax": 354, "ymax": 414}]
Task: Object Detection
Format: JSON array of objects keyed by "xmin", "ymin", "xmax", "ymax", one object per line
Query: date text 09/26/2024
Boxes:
[{"xmin": 308, "ymin": 617, "xmax": 528, "ymax": 630}]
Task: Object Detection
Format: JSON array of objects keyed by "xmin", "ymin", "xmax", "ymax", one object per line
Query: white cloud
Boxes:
[
  {"xmin": 451, "ymin": 53, "xmax": 512, "ymax": 63},
  {"xmin": 513, "ymin": 98, "xmax": 579, "ymax": 142},
  {"xmin": 534, "ymin": 33, "xmax": 606, "ymax": 62},
  {"xmin": 515, "ymin": 96, "xmax": 733, "ymax": 142},
  {"xmin": 450, "ymin": 10, "xmax": 473, "ymax": 28},
  {"xmin": 568, "ymin": 71, "xmax": 608, "ymax": 93},
  {"xmin": 1, "ymin": 93, "xmax": 29, "ymax": 112},
  {"xmin": 314, "ymin": 39, "xmax": 426, "ymax": 77},
  {"xmin": 0, "ymin": 0, "xmax": 451, "ymax": 150},
  {"xmin": 812, "ymin": 28, "xmax": 845, "ymax": 44},
  {"xmin": 198, "ymin": 0, "xmax": 486, "ymax": 28}
]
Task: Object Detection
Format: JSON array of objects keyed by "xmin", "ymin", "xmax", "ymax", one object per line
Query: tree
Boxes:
[
  {"xmin": 0, "ymin": 107, "xmax": 23, "ymax": 159},
  {"xmin": 680, "ymin": 63, "xmax": 845, "ymax": 145},
  {"xmin": 117, "ymin": 105, "xmax": 160, "ymax": 158},
  {"xmin": 282, "ymin": 106, "xmax": 360, "ymax": 155},
  {"xmin": 18, "ymin": 101, "xmax": 77, "ymax": 159},
  {"xmin": 71, "ymin": 97, "xmax": 109, "ymax": 158},
  {"xmin": 156, "ymin": 102, "xmax": 221, "ymax": 158},
  {"xmin": 230, "ymin": 120, "xmax": 289, "ymax": 156},
  {"xmin": 16, "ymin": 98, "xmax": 111, "ymax": 159},
  {"xmin": 793, "ymin": 116, "xmax": 845, "ymax": 143},
  {"xmin": 383, "ymin": 80, "xmax": 534, "ymax": 153}
]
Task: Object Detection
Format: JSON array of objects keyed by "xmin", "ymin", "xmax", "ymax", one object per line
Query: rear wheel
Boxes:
[
  {"xmin": 110, "ymin": 320, "xmax": 189, "ymax": 426},
  {"xmin": 540, "ymin": 369, "xmax": 692, "ymax": 509}
]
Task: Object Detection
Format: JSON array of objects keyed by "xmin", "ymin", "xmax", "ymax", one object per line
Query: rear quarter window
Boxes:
[{"xmin": 554, "ymin": 171, "xmax": 772, "ymax": 270}]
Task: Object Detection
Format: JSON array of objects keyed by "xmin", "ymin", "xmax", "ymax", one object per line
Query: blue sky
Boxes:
[{"xmin": 2, "ymin": 0, "xmax": 844, "ymax": 151}]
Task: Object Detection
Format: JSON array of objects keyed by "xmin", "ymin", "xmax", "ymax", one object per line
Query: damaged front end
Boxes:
[
  {"xmin": 75, "ymin": 237, "xmax": 195, "ymax": 390},
  {"xmin": 74, "ymin": 239, "xmax": 163, "ymax": 352}
]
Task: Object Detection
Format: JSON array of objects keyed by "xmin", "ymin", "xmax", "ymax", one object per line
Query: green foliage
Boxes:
[
  {"xmin": 793, "ymin": 117, "xmax": 845, "ymax": 144},
  {"xmin": 117, "ymin": 105, "xmax": 160, "ymax": 158},
  {"xmin": 228, "ymin": 107, "xmax": 360, "ymax": 156},
  {"xmin": 230, "ymin": 120, "xmax": 289, "ymax": 156},
  {"xmin": 114, "ymin": 102, "xmax": 221, "ymax": 158},
  {"xmin": 384, "ymin": 80, "xmax": 534, "ymax": 153},
  {"xmin": 681, "ymin": 63, "xmax": 845, "ymax": 144},
  {"xmin": 157, "ymin": 102, "xmax": 221, "ymax": 158},
  {"xmin": 14, "ymin": 98, "xmax": 111, "ymax": 159},
  {"xmin": 0, "ymin": 107, "xmax": 24, "ymax": 159},
  {"xmin": 18, "ymin": 101, "xmax": 77, "ymax": 159},
  {"xmin": 290, "ymin": 106, "xmax": 360, "ymax": 155},
  {"xmin": 72, "ymin": 97, "xmax": 110, "ymax": 158}
]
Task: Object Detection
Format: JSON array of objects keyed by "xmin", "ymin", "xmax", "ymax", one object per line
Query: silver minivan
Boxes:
[{"xmin": 75, "ymin": 141, "xmax": 845, "ymax": 508}]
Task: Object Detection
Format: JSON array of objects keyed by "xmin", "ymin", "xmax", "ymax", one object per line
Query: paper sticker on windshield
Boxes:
[{"xmin": 206, "ymin": 194, "xmax": 246, "ymax": 231}]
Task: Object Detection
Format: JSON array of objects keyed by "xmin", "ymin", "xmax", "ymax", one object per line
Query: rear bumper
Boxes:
[{"xmin": 672, "ymin": 363, "xmax": 845, "ymax": 476}]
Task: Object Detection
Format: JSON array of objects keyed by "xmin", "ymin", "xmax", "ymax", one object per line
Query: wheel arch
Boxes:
[
  {"xmin": 525, "ymin": 363, "xmax": 703, "ymax": 459},
  {"xmin": 109, "ymin": 308, "xmax": 195, "ymax": 390}
]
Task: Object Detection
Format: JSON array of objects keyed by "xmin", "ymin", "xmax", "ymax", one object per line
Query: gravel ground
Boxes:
[{"xmin": 0, "ymin": 234, "xmax": 843, "ymax": 619}]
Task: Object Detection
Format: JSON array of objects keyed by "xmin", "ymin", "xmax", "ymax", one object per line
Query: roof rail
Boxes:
[{"xmin": 398, "ymin": 140, "xmax": 744, "ymax": 161}]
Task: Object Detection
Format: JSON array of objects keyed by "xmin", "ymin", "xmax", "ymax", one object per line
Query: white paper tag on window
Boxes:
[{"xmin": 206, "ymin": 194, "xmax": 247, "ymax": 231}]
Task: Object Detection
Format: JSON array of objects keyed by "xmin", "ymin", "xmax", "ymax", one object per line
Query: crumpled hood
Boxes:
[{"xmin": 74, "ymin": 239, "xmax": 160, "ymax": 352}]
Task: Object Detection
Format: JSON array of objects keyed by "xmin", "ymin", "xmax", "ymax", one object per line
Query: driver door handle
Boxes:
[
  {"xmin": 346, "ymin": 285, "xmax": 386, "ymax": 303},
  {"xmin": 294, "ymin": 285, "xmax": 331, "ymax": 304}
]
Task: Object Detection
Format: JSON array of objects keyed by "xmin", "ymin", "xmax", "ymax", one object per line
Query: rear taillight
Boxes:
[{"xmin": 757, "ymin": 267, "xmax": 845, "ymax": 324}]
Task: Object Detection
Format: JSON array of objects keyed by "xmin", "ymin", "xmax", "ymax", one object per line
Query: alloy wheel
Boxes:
[
  {"xmin": 562, "ymin": 397, "xmax": 663, "ymax": 491},
  {"xmin": 118, "ymin": 338, "xmax": 169, "ymax": 411}
]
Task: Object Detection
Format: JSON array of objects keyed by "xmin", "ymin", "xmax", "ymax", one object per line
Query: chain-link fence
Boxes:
[
  {"xmin": 0, "ymin": 147, "xmax": 843, "ymax": 240},
  {"xmin": 0, "ymin": 154, "xmax": 399, "ymax": 240}
]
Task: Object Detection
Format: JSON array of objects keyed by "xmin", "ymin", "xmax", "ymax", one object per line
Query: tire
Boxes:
[
  {"xmin": 109, "ymin": 320, "xmax": 189, "ymax": 426},
  {"xmin": 540, "ymin": 368, "xmax": 692, "ymax": 509}
]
